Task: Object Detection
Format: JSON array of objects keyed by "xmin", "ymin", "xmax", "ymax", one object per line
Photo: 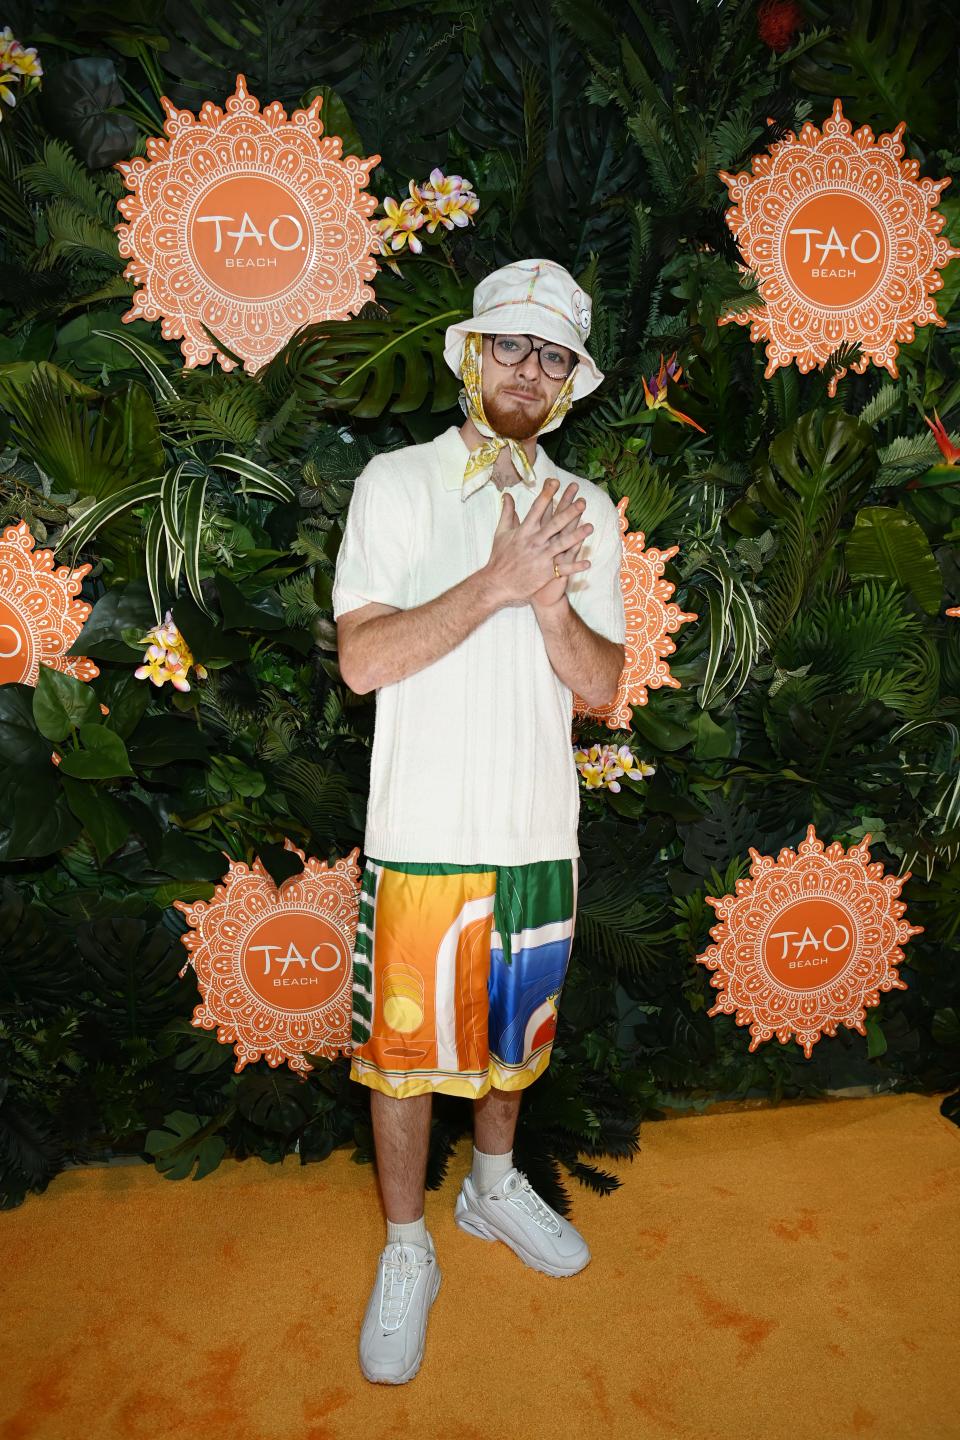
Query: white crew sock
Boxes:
[
  {"xmin": 471, "ymin": 1144, "xmax": 514, "ymax": 1195},
  {"xmin": 386, "ymin": 1214, "xmax": 428, "ymax": 1248}
]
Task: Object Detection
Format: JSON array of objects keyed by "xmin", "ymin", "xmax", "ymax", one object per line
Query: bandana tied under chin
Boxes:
[{"xmin": 459, "ymin": 330, "xmax": 576, "ymax": 496}]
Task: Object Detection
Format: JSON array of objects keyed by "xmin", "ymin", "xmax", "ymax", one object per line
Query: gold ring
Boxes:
[{"xmin": 553, "ymin": 560, "xmax": 561, "ymax": 579}]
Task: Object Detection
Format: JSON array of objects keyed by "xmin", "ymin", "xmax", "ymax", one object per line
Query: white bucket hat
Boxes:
[{"xmin": 443, "ymin": 257, "xmax": 604, "ymax": 403}]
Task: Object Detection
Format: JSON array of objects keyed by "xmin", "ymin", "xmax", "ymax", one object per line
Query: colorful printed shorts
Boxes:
[{"xmin": 348, "ymin": 856, "xmax": 579, "ymax": 1099}]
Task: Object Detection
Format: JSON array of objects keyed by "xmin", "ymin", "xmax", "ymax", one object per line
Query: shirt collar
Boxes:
[{"xmin": 437, "ymin": 425, "xmax": 548, "ymax": 500}]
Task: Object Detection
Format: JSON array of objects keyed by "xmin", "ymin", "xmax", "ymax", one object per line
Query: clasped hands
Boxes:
[{"xmin": 488, "ymin": 477, "xmax": 592, "ymax": 612}]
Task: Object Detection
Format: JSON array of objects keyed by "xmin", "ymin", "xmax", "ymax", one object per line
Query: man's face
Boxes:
[{"xmin": 480, "ymin": 333, "xmax": 573, "ymax": 440}]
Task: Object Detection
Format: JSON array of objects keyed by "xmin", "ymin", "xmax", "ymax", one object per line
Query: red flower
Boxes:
[
  {"xmin": 757, "ymin": 0, "xmax": 805, "ymax": 51},
  {"xmin": 924, "ymin": 410, "xmax": 960, "ymax": 466}
]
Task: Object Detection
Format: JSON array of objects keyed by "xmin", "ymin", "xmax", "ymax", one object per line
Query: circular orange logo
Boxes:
[
  {"xmin": 720, "ymin": 99, "xmax": 959, "ymax": 394},
  {"xmin": 0, "ymin": 521, "xmax": 98, "ymax": 686},
  {"xmin": 241, "ymin": 909, "xmax": 350, "ymax": 1011},
  {"xmin": 696, "ymin": 825, "xmax": 922, "ymax": 1057},
  {"xmin": 116, "ymin": 74, "xmax": 382, "ymax": 374},
  {"xmin": 174, "ymin": 842, "xmax": 361, "ymax": 1072},
  {"xmin": 760, "ymin": 897, "xmax": 856, "ymax": 989},
  {"xmin": 572, "ymin": 496, "xmax": 697, "ymax": 730},
  {"xmin": 780, "ymin": 192, "xmax": 890, "ymax": 309},
  {"xmin": 187, "ymin": 175, "xmax": 313, "ymax": 302}
]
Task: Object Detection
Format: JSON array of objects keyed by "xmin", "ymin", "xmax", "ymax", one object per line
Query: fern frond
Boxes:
[
  {"xmin": 19, "ymin": 139, "xmax": 115, "ymax": 224},
  {"xmin": 34, "ymin": 201, "xmax": 120, "ymax": 271}
]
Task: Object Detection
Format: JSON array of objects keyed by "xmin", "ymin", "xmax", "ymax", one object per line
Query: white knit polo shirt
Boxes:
[{"xmin": 332, "ymin": 425, "xmax": 626, "ymax": 864}]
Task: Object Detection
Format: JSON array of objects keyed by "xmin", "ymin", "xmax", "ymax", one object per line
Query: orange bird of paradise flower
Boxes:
[{"xmin": 642, "ymin": 353, "xmax": 707, "ymax": 434}]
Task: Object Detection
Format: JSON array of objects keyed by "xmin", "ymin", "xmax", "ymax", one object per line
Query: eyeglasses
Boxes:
[{"xmin": 487, "ymin": 333, "xmax": 579, "ymax": 381}]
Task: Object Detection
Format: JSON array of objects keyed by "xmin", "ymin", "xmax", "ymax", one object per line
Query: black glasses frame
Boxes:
[{"xmin": 486, "ymin": 332, "xmax": 580, "ymax": 380}]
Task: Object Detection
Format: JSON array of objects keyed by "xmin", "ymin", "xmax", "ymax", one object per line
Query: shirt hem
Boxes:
[{"xmin": 363, "ymin": 829, "xmax": 580, "ymax": 865}]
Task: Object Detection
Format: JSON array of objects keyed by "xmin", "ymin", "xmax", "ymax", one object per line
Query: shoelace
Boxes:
[
  {"xmin": 505, "ymin": 1170, "xmax": 562, "ymax": 1234},
  {"xmin": 379, "ymin": 1243, "xmax": 426, "ymax": 1330}
]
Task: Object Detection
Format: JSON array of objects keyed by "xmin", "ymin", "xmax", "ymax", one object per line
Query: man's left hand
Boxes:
[{"xmin": 531, "ymin": 480, "xmax": 589, "ymax": 610}]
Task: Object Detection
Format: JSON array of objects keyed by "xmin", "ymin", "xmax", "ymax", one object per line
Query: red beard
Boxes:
[{"xmin": 484, "ymin": 383, "xmax": 551, "ymax": 440}]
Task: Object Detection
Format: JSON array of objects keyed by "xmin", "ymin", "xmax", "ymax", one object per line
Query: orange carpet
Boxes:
[{"xmin": 2, "ymin": 1092, "xmax": 958, "ymax": 1440}]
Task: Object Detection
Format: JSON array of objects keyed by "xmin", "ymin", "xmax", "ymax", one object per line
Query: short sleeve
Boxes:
[
  {"xmin": 566, "ymin": 490, "xmax": 626, "ymax": 645},
  {"xmin": 332, "ymin": 455, "xmax": 412, "ymax": 619}
]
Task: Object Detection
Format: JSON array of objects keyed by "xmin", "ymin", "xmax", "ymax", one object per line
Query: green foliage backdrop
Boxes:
[{"xmin": 1, "ymin": 0, "xmax": 959, "ymax": 1212}]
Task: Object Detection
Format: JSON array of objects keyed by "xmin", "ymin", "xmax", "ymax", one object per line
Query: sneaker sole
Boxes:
[
  {"xmin": 359, "ymin": 1262, "xmax": 442, "ymax": 1385},
  {"xmin": 454, "ymin": 1195, "xmax": 590, "ymax": 1278}
]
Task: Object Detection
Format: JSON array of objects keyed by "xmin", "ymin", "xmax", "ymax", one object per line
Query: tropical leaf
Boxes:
[
  {"xmin": 19, "ymin": 138, "xmax": 117, "ymax": 224},
  {"xmin": 792, "ymin": 0, "xmax": 952, "ymax": 142},
  {"xmin": 314, "ymin": 262, "xmax": 471, "ymax": 418},
  {"xmin": 846, "ymin": 506, "xmax": 943, "ymax": 614},
  {"xmin": 759, "ymin": 409, "xmax": 877, "ymax": 521},
  {"xmin": 38, "ymin": 56, "xmax": 139, "ymax": 170},
  {"xmin": 345, "ymin": 22, "xmax": 465, "ymax": 178},
  {"xmin": 158, "ymin": 0, "xmax": 373, "ymax": 108}
]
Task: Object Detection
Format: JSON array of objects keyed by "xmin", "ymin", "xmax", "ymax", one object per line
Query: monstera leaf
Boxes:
[
  {"xmin": 678, "ymin": 790, "xmax": 769, "ymax": 877},
  {"xmin": 792, "ymin": 0, "xmax": 951, "ymax": 142},
  {"xmin": 72, "ymin": 917, "xmax": 191, "ymax": 1032},
  {"xmin": 758, "ymin": 410, "xmax": 877, "ymax": 521},
  {"xmin": 318, "ymin": 263, "xmax": 471, "ymax": 418},
  {"xmin": 144, "ymin": 1110, "xmax": 228, "ymax": 1181},
  {"xmin": 773, "ymin": 693, "xmax": 901, "ymax": 807},
  {"xmin": 0, "ymin": 687, "xmax": 81, "ymax": 860}
]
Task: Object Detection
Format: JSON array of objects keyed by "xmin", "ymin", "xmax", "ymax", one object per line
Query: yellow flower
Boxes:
[
  {"xmin": 1, "ymin": 30, "xmax": 41, "ymax": 78},
  {"xmin": 134, "ymin": 610, "xmax": 206, "ymax": 691},
  {"xmin": 372, "ymin": 194, "xmax": 424, "ymax": 254},
  {"xmin": 0, "ymin": 72, "xmax": 19, "ymax": 110},
  {"xmin": 420, "ymin": 168, "xmax": 480, "ymax": 233},
  {"xmin": 574, "ymin": 741, "xmax": 656, "ymax": 792}
]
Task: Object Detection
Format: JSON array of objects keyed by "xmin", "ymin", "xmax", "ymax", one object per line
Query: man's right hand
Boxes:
[{"xmin": 483, "ymin": 478, "xmax": 593, "ymax": 608}]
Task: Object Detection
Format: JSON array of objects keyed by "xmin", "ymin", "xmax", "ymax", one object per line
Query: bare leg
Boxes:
[
  {"xmin": 370, "ymin": 1089, "xmax": 432, "ymax": 1222},
  {"xmin": 473, "ymin": 1085, "xmax": 522, "ymax": 1153}
]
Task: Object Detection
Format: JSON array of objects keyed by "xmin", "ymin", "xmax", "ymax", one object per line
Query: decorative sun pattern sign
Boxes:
[
  {"xmin": 0, "ymin": 521, "xmax": 98, "ymax": 686},
  {"xmin": 115, "ymin": 74, "xmax": 382, "ymax": 374},
  {"xmin": 695, "ymin": 825, "xmax": 922, "ymax": 1058},
  {"xmin": 719, "ymin": 100, "xmax": 960, "ymax": 395},
  {"xmin": 573, "ymin": 498, "xmax": 697, "ymax": 729},
  {"xmin": 174, "ymin": 841, "xmax": 361, "ymax": 1073}
]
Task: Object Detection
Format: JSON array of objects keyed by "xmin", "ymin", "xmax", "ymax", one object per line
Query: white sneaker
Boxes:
[
  {"xmin": 454, "ymin": 1167, "xmax": 591, "ymax": 1277},
  {"xmin": 358, "ymin": 1234, "xmax": 441, "ymax": 1384}
]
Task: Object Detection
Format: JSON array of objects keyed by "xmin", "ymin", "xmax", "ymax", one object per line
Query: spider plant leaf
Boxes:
[
  {"xmin": 209, "ymin": 452, "xmax": 296, "ymax": 501},
  {"xmin": 92, "ymin": 328, "xmax": 180, "ymax": 403},
  {"xmin": 56, "ymin": 476, "xmax": 164, "ymax": 566},
  {"xmin": 180, "ymin": 473, "xmax": 213, "ymax": 618}
]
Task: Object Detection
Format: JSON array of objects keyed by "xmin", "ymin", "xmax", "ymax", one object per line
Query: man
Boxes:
[{"xmin": 332, "ymin": 258, "xmax": 626, "ymax": 1385}]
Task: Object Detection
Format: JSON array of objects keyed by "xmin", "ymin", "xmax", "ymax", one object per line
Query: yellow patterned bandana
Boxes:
[{"xmin": 459, "ymin": 330, "xmax": 576, "ymax": 500}]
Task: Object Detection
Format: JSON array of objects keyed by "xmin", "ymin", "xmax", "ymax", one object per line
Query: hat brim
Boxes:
[{"xmin": 443, "ymin": 315, "xmax": 604, "ymax": 401}]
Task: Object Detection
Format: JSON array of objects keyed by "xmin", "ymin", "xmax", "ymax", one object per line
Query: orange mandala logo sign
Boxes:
[
  {"xmin": 695, "ymin": 825, "xmax": 922, "ymax": 1058},
  {"xmin": 573, "ymin": 498, "xmax": 697, "ymax": 729},
  {"xmin": 719, "ymin": 100, "xmax": 960, "ymax": 395},
  {"xmin": 115, "ymin": 74, "xmax": 382, "ymax": 373},
  {"xmin": 174, "ymin": 841, "xmax": 361, "ymax": 1073},
  {"xmin": 0, "ymin": 521, "xmax": 98, "ymax": 686}
]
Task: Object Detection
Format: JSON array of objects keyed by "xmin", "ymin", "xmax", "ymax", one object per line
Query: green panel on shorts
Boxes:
[{"xmin": 365, "ymin": 855, "xmax": 574, "ymax": 968}]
